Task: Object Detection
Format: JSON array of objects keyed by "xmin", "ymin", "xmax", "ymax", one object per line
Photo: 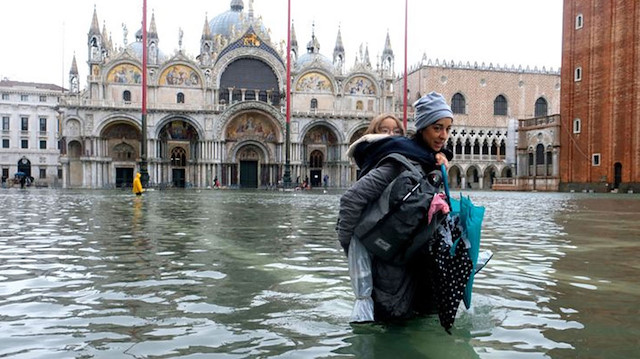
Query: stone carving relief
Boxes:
[{"xmin": 67, "ymin": 119, "xmax": 81, "ymax": 137}]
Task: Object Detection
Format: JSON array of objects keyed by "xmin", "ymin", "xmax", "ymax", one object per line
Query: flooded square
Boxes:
[{"xmin": 0, "ymin": 189, "xmax": 639, "ymax": 358}]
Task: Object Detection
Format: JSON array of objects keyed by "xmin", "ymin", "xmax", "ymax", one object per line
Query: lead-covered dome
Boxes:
[
  {"xmin": 126, "ymin": 29, "xmax": 167, "ymax": 62},
  {"xmin": 209, "ymin": 0, "xmax": 270, "ymax": 43},
  {"xmin": 296, "ymin": 33, "xmax": 333, "ymax": 71},
  {"xmin": 209, "ymin": 0, "xmax": 244, "ymax": 39}
]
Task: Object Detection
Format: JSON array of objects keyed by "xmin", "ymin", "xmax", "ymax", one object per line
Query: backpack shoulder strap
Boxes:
[{"xmin": 374, "ymin": 153, "xmax": 425, "ymax": 178}]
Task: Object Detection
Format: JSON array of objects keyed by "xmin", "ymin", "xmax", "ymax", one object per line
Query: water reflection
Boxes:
[{"xmin": 0, "ymin": 189, "xmax": 639, "ymax": 358}]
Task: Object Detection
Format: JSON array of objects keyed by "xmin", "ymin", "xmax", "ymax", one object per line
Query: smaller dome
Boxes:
[
  {"xmin": 296, "ymin": 52, "xmax": 334, "ymax": 71},
  {"xmin": 126, "ymin": 41, "xmax": 167, "ymax": 63}
]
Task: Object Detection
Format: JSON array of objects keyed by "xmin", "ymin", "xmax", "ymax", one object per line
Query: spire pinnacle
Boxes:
[
  {"xmin": 70, "ymin": 53, "xmax": 79, "ymax": 75},
  {"xmin": 383, "ymin": 29, "xmax": 393, "ymax": 57},
  {"xmin": 364, "ymin": 43, "xmax": 371, "ymax": 67},
  {"xmin": 291, "ymin": 19, "xmax": 298, "ymax": 48},
  {"xmin": 306, "ymin": 21, "xmax": 320, "ymax": 53},
  {"xmin": 248, "ymin": 0, "xmax": 254, "ymax": 21},
  {"xmin": 89, "ymin": 5, "xmax": 100, "ymax": 37},
  {"xmin": 202, "ymin": 14, "xmax": 213, "ymax": 40},
  {"xmin": 148, "ymin": 10, "xmax": 158, "ymax": 39},
  {"xmin": 334, "ymin": 25, "xmax": 344, "ymax": 53},
  {"xmin": 101, "ymin": 21, "xmax": 110, "ymax": 47}
]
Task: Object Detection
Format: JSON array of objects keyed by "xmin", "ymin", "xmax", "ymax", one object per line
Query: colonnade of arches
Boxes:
[
  {"xmin": 61, "ymin": 113, "xmax": 353, "ymax": 189},
  {"xmin": 447, "ymin": 164, "xmax": 513, "ymax": 190}
]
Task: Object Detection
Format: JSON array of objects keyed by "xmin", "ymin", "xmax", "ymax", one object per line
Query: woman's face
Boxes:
[
  {"xmin": 421, "ymin": 117, "xmax": 452, "ymax": 151},
  {"xmin": 378, "ymin": 117, "xmax": 402, "ymax": 135}
]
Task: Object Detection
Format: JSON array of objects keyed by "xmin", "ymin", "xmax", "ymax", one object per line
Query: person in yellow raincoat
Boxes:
[{"xmin": 132, "ymin": 172, "xmax": 144, "ymax": 196}]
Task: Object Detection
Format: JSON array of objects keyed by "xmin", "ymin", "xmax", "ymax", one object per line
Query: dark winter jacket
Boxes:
[
  {"xmin": 338, "ymin": 135, "xmax": 451, "ymax": 251},
  {"xmin": 337, "ymin": 134, "xmax": 452, "ymax": 320}
]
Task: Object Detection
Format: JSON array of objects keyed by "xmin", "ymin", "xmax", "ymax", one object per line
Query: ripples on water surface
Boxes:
[{"xmin": 0, "ymin": 189, "xmax": 639, "ymax": 358}]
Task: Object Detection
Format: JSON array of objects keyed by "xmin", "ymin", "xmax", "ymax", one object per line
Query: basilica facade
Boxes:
[{"xmin": 58, "ymin": 1, "xmax": 396, "ymax": 189}]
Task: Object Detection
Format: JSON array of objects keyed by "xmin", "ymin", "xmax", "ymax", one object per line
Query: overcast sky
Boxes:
[{"xmin": 0, "ymin": 0, "xmax": 563, "ymax": 88}]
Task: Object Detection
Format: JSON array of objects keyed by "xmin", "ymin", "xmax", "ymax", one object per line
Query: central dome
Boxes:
[
  {"xmin": 209, "ymin": 0, "xmax": 270, "ymax": 43},
  {"xmin": 209, "ymin": 1, "xmax": 244, "ymax": 39}
]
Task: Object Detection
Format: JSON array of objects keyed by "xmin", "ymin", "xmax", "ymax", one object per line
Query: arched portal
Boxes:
[
  {"xmin": 224, "ymin": 111, "xmax": 280, "ymax": 188},
  {"xmin": 448, "ymin": 165, "xmax": 462, "ymax": 189},
  {"xmin": 483, "ymin": 166, "xmax": 497, "ymax": 190},
  {"xmin": 614, "ymin": 162, "xmax": 622, "ymax": 189},
  {"xmin": 466, "ymin": 166, "xmax": 480, "ymax": 189},
  {"xmin": 102, "ymin": 122, "xmax": 141, "ymax": 187},
  {"xmin": 67, "ymin": 140, "xmax": 83, "ymax": 187},
  {"xmin": 17, "ymin": 157, "xmax": 31, "ymax": 178},
  {"xmin": 236, "ymin": 144, "xmax": 262, "ymax": 188},
  {"xmin": 158, "ymin": 119, "xmax": 200, "ymax": 187},
  {"xmin": 170, "ymin": 146, "xmax": 187, "ymax": 187},
  {"xmin": 303, "ymin": 125, "xmax": 339, "ymax": 187}
]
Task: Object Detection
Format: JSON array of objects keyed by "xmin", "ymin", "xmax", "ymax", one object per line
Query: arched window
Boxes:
[
  {"xmin": 493, "ymin": 95, "xmax": 507, "ymax": 116},
  {"xmin": 232, "ymin": 89, "xmax": 242, "ymax": 102},
  {"xmin": 310, "ymin": 98, "xmax": 318, "ymax": 110},
  {"xmin": 309, "ymin": 150, "xmax": 323, "ymax": 168},
  {"xmin": 464, "ymin": 138, "xmax": 471, "ymax": 154},
  {"xmin": 451, "ymin": 93, "xmax": 466, "ymax": 114},
  {"xmin": 491, "ymin": 140, "xmax": 498, "ymax": 155},
  {"xmin": 471, "ymin": 168, "xmax": 479, "ymax": 182},
  {"xmin": 177, "ymin": 92, "xmax": 185, "ymax": 103},
  {"xmin": 171, "ymin": 147, "xmax": 187, "ymax": 167},
  {"xmin": 219, "ymin": 89, "xmax": 229, "ymax": 104},
  {"xmin": 473, "ymin": 139, "xmax": 480, "ymax": 154},
  {"xmin": 535, "ymin": 97, "xmax": 548, "ymax": 117},
  {"xmin": 123, "ymin": 90, "xmax": 131, "ymax": 103},
  {"xmin": 482, "ymin": 140, "xmax": 489, "ymax": 155},
  {"xmin": 455, "ymin": 139, "xmax": 462, "ymax": 155},
  {"xmin": 113, "ymin": 143, "xmax": 135, "ymax": 160},
  {"xmin": 536, "ymin": 144, "xmax": 545, "ymax": 165}
]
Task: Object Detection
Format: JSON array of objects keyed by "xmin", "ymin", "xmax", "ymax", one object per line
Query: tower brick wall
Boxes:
[{"xmin": 560, "ymin": 0, "xmax": 640, "ymax": 192}]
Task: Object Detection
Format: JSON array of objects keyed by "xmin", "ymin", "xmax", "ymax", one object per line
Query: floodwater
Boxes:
[{"xmin": 0, "ymin": 188, "xmax": 639, "ymax": 358}]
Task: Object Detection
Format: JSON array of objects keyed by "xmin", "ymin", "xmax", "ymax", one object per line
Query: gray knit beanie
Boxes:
[{"xmin": 413, "ymin": 91, "xmax": 453, "ymax": 131}]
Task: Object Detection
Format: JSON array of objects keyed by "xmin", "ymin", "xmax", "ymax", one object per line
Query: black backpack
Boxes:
[{"xmin": 353, "ymin": 153, "xmax": 444, "ymax": 264}]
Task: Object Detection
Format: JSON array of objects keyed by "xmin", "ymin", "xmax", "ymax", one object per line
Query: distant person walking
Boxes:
[{"xmin": 132, "ymin": 172, "xmax": 144, "ymax": 196}]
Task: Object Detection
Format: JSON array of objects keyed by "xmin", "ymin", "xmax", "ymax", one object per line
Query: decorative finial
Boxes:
[
  {"xmin": 122, "ymin": 23, "xmax": 128, "ymax": 46},
  {"xmin": 178, "ymin": 27, "xmax": 184, "ymax": 50}
]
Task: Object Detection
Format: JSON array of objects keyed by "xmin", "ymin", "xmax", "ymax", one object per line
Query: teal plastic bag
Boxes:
[{"xmin": 442, "ymin": 165, "xmax": 485, "ymax": 309}]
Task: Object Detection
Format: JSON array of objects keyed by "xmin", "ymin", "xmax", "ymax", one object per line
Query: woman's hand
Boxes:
[{"xmin": 435, "ymin": 152, "xmax": 449, "ymax": 168}]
